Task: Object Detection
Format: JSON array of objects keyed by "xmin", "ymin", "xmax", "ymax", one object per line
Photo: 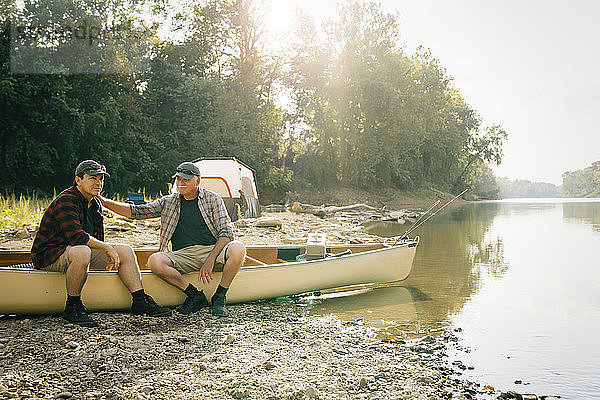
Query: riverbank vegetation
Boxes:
[
  {"xmin": 562, "ymin": 161, "xmax": 600, "ymax": 198},
  {"xmin": 0, "ymin": 192, "xmax": 47, "ymax": 229},
  {"xmin": 1, "ymin": 0, "xmax": 507, "ymax": 201},
  {"xmin": 497, "ymin": 177, "xmax": 561, "ymax": 198}
]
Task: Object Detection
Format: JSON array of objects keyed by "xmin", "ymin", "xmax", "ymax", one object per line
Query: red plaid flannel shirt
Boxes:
[{"xmin": 31, "ymin": 186, "xmax": 104, "ymax": 269}]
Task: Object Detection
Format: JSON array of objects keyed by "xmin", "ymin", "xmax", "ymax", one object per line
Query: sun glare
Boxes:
[{"xmin": 264, "ymin": 0, "xmax": 296, "ymax": 36}]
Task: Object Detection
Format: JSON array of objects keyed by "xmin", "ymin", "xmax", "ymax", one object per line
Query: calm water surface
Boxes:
[{"xmin": 309, "ymin": 198, "xmax": 600, "ymax": 399}]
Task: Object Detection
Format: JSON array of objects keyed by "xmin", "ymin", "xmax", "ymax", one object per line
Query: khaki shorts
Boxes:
[
  {"xmin": 41, "ymin": 245, "xmax": 112, "ymax": 272},
  {"xmin": 162, "ymin": 243, "xmax": 232, "ymax": 274}
]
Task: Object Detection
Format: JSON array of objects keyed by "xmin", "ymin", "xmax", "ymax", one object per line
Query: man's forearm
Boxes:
[
  {"xmin": 86, "ymin": 235, "xmax": 113, "ymax": 252},
  {"xmin": 99, "ymin": 196, "xmax": 132, "ymax": 218},
  {"xmin": 208, "ymin": 237, "xmax": 231, "ymax": 262}
]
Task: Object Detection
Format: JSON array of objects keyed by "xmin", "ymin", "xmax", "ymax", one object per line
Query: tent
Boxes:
[{"xmin": 191, "ymin": 157, "xmax": 260, "ymax": 221}]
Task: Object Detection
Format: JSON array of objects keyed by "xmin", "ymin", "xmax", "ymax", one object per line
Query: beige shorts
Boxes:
[
  {"xmin": 162, "ymin": 243, "xmax": 232, "ymax": 274},
  {"xmin": 41, "ymin": 245, "xmax": 112, "ymax": 272}
]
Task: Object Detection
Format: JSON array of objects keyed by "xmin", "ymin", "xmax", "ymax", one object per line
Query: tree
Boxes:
[
  {"xmin": 562, "ymin": 161, "xmax": 600, "ymax": 197},
  {"xmin": 454, "ymin": 124, "xmax": 507, "ymax": 190}
]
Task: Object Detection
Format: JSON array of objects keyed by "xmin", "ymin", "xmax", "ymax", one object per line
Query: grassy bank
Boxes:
[{"xmin": 0, "ymin": 193, "xmax": 49, "ymax": 230}]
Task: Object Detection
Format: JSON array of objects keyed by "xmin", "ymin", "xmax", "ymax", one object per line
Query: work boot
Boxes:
[
  {"xmin": 177, "ymin": 292, "xmax": 209, "ymax": 314},
  {"xmin": 131, "ymin": 294, "xmax": 172, "ymax": 317},
  {"xmin": 63, "ymin": 301, "xmax": 98, "ymax": 328},
  {"xmin": 210, "ymin": 292, "xmax": 228, "ymax": 317}
]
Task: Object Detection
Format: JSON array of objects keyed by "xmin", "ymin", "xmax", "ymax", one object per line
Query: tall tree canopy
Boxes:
[{"xmin": 1, "ymin": 0, "xmax": 507, "ymax": 200}]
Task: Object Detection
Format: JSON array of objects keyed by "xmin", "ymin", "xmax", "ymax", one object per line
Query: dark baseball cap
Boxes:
[
  {"xmin": 75, "ymin": 160, "xmax": 110, "ymax": 177},
  {"xmin": 172, "ymin": 162, "xmax": 201, "ymax": 180}
]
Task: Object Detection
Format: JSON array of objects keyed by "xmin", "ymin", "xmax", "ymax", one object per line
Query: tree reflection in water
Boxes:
[
  {"xmin": 310, "ymin": 202, "xmax": 508, "ymax": 337},
  {"xmin": 562, "ymin": 201, "xmax": 600, "ymax": 231}
]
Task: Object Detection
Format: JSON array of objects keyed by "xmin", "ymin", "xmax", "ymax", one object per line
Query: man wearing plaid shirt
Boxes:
[
  {"xmin": 101, "ymin": 162, "xmax": 246, "ymax": 317},
  {"xmin": 31, "ymin": 160, "xmax": 172, "ymax": 327}
]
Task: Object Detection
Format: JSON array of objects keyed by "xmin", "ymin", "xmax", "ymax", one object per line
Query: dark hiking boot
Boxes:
[
  {"xmin": 177, "ymin": 293, "xmax": 209, "ymax": 314},
  {"xmin": 210, "ymin": 292, "xmax": 228, "ymax": 317},
  {"xmin": 63, "ymin": 301, "xmax": 98, "ymax": 328},
  {"xmin": 132, "ymin": 294, "xmax": 172, "ymax": 317}
]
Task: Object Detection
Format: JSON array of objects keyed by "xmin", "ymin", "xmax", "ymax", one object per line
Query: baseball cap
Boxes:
[
  {"xmin": 75, "ymin": 160, "xmax": 110, "ymax": 177},
  {"xmin": 172, "ymin": 162, "xmax": 201, "ymax": 180}
]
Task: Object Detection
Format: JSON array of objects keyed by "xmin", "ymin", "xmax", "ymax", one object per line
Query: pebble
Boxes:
[
  {"xmin": 56, "ymin": 391, "xmax": 73, "ymax": 399},
  {"xmin": 223, "ymin": 335, "xmax": 236, "ymax": 344},
  {"xmin": 359, "ymin": 377, "xmax": 368, "ymax": 389},
  {"xmin": 66, "ymin": 341, "xmax": 79, "ymax": 349},
  {"xmin": 140, "ymin": 386, "xmax": 153, "ymax": 394},
  {"xmin": 305, "ymin": 386, "xmax": 319, "ymax": 399},
  {"xmin": 263, "ymin": 361, "xmax": 276, "ymax": 370},
  {"xmin": 14, "ymin": 228, "xmax": 30, "ymax": 239},
  {"xmin": 498, "ymin": 391, "xmax": 525, "ymax": 399},
  {"xmin": 231, "ymin": 388, "xmax": 249, "ymax": 399}
]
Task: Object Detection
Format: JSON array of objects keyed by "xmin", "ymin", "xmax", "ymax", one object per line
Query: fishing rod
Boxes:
[
  {"xmin": 394, "ymin": 188, "xmax": 469, "ymax": 244},
  {"xmin": 398, "ymin": 199, "xmax": 440, "ymax": 238}
]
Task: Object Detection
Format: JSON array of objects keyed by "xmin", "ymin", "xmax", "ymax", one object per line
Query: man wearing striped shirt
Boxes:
[{"xmin": 101, "ymin": 162, "xmax": 246, "ymax": 317}]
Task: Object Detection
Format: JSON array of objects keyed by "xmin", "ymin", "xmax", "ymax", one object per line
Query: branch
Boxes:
[{"xmin": 292, "ymin": 201, "xmax": 381, "ymax": 217}]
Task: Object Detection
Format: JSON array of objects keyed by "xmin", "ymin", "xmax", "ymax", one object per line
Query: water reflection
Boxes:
[
  {"xmin": 308, "ymin": 285, "xmax": 432, "ymax": 337},
  {"xmin": 313, "ymin": 202, "xmax": 508, "ymax": 339},
  {"xmin": 562, "ymin": 200, "xmax": 600, "ymax": 231}
]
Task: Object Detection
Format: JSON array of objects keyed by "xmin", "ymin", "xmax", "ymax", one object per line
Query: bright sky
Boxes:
[{"xmin": 264, "ymin": 0, "xmax": 600, "ymax": 185}]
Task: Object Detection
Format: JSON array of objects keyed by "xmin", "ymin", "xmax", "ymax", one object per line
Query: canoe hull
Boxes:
[{"xmin": 0, "ymin": 243, "xmax": 417, "ymax": 315}]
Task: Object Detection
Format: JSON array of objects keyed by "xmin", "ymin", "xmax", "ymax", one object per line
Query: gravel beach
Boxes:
[
  {"xmin": 1, "ymin": 210, "xmax": 533, "ymax": 400},
  {"xmin": 0, "ymin": 299, "xmax": 486, "ymax": 400}
]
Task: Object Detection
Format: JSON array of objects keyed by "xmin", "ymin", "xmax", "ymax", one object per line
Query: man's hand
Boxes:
[
  {"xmin": 105, "ymin": 245, "xmax": 120, "ymax": 271},
  {"xmin": 198, "ymin": 257, "xmax": 215, "ymax": 285}
]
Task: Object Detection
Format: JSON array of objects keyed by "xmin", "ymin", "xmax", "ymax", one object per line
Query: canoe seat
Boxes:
[{"xmin": 277, "ymin": 248, "xmax": 302, "ymax": 262}]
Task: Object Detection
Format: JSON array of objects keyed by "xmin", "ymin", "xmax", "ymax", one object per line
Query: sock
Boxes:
[
  {"xmin": 215, "ymin": 285, "xmax": 228, "ymax": 296},
  {"xmin": 184, "ymin": 283, "xmax": 200, "ymax": 297},
  {"xmin": 66, "ymin": 295, "xmax": 81, "ymax": 305},
  {"xmin": 131, "ymin": 289, "xmax": 146, "ymax": 301}
]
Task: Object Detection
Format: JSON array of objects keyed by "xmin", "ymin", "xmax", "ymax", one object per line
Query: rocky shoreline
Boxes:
[
  {"xmin": 1, "ymin": 299, "xmax": 488, "ymax": 400},
  {"xmin": 1, "ymin": 208, "xmax": 552, "ymax": 400}
]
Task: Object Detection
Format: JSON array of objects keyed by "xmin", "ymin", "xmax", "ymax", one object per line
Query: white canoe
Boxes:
[{"xmin": 0, "ymin": 240, "xmax": 418, "ymax": 315}]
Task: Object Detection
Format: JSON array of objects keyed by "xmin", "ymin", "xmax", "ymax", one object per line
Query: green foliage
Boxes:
[
  {"xmin": 562, "ymin": 161, "xmax": 600, "ymax": 198},
  {"xmin": 2, "ymin": 0, "xmax": 507, "ymax": 200},
  {"xmin": 463, "ymin": 162, "xmax": 500, "ymax": 200},
  {"xmin": 287, "ymin": 2, "xmax": 504, "ymax": 194}
]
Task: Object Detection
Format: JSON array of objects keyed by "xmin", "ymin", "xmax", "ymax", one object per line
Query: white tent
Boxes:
[{"xmin": 192, "ymin": 157, "xmax": 260, "ymax": 221}]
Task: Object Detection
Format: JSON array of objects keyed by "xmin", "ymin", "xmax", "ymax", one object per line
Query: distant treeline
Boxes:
[
  {"xmin": 0, "ymin": 0, "xmax": 507, "ymax": 200},
  {"xmin": 562, "ymin": 161, "xmax": 600, "ymax": 198},
  {"xmin": 497, "ymin": 177, "xmax": 561, "ymax": 199}
]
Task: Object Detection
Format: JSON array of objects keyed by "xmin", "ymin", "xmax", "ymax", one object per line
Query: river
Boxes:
[{"xmin": 310, "ymin": 198, "xmax": 600, "ymax": 399}]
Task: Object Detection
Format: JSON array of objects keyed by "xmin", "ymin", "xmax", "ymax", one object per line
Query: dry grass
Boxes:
[
  {"xmin": 0, "ymin": 192, "xmax": 50, "ymax": 229},
  {"xmin": 0, "ymin": 190, "xmax": 163, "ymax": 230}
]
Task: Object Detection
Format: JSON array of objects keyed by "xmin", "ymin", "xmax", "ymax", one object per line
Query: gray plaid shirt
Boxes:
[{"xmin": 130, "ymin": 188, "xmax": 234, "ymax": 252}]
